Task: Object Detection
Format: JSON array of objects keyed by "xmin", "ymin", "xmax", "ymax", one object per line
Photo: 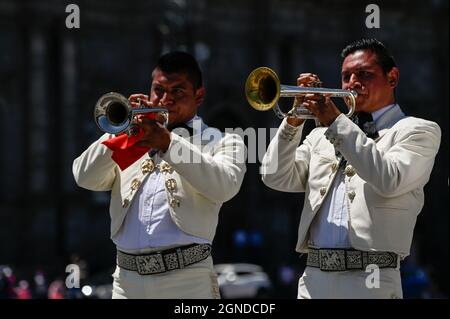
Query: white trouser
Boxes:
[
  {"xmin": 112, "ymin": 256, "xmax": 220, "ymax": 299},
  {"xmin": 297, "ymin": 266, "xmax": 403, "ymax": 299}
]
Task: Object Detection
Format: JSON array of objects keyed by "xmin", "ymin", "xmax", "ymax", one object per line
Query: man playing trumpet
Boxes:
[
  {"xmin": 261, "ymin": 38, "xmax": 441, "ymax": 298},
  {"xmin": 73, "ymin": 52, "xmax": 246, "ymax": 299}
]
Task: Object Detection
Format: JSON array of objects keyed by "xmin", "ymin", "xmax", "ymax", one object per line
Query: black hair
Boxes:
[
  {"xmin": 341, "ymin": 38, "xmax": 397, "ymax": 74},
  {"xmin": 154, "ymin": 51, "xmax": 203, "ymax": 90}
]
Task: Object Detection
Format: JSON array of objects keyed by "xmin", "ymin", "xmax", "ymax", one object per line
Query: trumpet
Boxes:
[
  {"xmin": 94, "ymin": 92, "xmax": 168, "ymax": 135},
  {"xmin": 245, "ymin": 67, "xmax": 357, "ymax": 119}
]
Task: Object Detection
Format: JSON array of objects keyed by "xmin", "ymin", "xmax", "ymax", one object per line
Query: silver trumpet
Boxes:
[{"xmin": 94, "ymin": 92, "xmax": 169, "ymax": 135}]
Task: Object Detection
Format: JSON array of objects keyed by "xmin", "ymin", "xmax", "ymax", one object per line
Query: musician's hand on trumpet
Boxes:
[
  {"xmin": 128, "ymin": 93, "xmax": 168, "ymax": 124},
  {"xmin": 287, "ymin": 73, "xmax": 321, "ymax": 127},
  {"xmin": 301, "ymin": 93, "xmax": 341, "ymax": 127},
  {"xmin": 128, "ymin": 94, "xmax": 171, "ymax": 152},
  {"xmin": 128, "ymin": 93, "xmax": 150, "ymax": 108},
  {"xmin": 288, "ymin": 73, "xmax": 341, "ymax": 127}
]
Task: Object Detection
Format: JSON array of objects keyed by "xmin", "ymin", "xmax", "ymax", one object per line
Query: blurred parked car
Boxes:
[{"xmin": 214, "ymin": 263, "xmax": 272, "ymax": 299}]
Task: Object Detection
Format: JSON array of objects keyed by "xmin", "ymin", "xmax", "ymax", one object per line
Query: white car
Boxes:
[{"xmin": 214, "ymin": 263, "xmax": 272, "ymax": 299}]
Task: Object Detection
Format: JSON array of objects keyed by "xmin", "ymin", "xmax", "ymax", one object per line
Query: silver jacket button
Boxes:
[
  {"xmin": 165, "ymin": 178, "xmax": 177, "ymax": 193},
  {"xmin": 348, "ymin": 191, "xmax": 356, "ymax": 202},
  {"xmin": 131, "ymin": 178, "xmax": 142, "ymax": 191},
  {"xmin": 141, "ymin": 159, "xmax": 155, "ymax": 174},
  {"xmin": 345, "ymin": 165, "xmax": 356, "ymax": 177},
  {"xmin": 169, "ymin": 198, "xmax": 180, "ymax": 208}
]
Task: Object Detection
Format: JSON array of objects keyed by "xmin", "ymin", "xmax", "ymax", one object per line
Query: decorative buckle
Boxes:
[
  {"xmin": 135, "ymin": 253, "xmax": 165, "ymax": 275},
  {"xmin": 319, "ymin": 249, "xmax": 346, "ymax": 271}
]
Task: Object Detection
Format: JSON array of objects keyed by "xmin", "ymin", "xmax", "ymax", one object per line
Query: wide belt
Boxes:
[
  {"xmin": 306, "ymin": 247, "xmax": 398, "ymax": 271},
  {"xmin": 117, "ymin": 243, "xmax": 212, "ymax": 275}
]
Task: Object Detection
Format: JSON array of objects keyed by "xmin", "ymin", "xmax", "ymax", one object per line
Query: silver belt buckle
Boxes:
[
  {"xmin": 319, "ymin": 249, "xmax": 346, "ymax": 271},
  {"xmin": 135, "ymin": 253, "xmax": 165, "ymax": 275}
]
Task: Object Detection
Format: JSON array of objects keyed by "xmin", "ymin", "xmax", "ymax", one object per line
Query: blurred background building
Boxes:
[{"xmin": 0, "ymin": 0, "xmax": 448, "ymax": 298}]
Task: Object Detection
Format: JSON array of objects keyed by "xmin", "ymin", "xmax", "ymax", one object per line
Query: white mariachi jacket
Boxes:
[
  {"xmin": 261, "ymin": 105, "xmax": 441, "ymax": 257},
  {"xmin": 73, "ymin": 118, "xmax": 246, "ymax": 242}
]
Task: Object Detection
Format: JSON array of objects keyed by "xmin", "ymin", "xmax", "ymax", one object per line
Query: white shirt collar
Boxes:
[
  {"xmin": 371, "ymin": 104, "xmax": 397, "ymax": 122},
  {"xmin": 185, "ymin": 114, "xmax": 200, "ymax": 127}
]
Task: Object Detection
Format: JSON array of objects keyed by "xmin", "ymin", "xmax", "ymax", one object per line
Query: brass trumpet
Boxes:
[
  {"xmin": 94, "ymin": 92, "xmax": 168, "ymax": 135},
  {"xmin": 245, "ymin": 67, "xmax": 357, "ymax": 119}
]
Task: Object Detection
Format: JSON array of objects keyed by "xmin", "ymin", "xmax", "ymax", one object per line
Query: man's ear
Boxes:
[
  {"xmin": 387, "ymin": 67, "xmax": 400, "ymax": 89},
  {"xmin": 195, "ymin": 87, "xmax": 205, "ymax": 106}
]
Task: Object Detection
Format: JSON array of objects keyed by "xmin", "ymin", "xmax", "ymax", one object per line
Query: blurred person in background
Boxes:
[
  {"xmin": 14, "ymin": 280, "xmax": 32, "ymax": 299},
  {"xmin": 48, "ymin": 279, "xmax": 65, "ymax": 299},
  {"xmin": 33, "ymin": 270, "xmax": 48, "ymax": 299},
  {"xmin": 0, "ymin": 266, "xmax": 17, "ymax": 299},
  {"xmin": 0, "ymin": 268, "xmax": 9, "ymax": 299}
]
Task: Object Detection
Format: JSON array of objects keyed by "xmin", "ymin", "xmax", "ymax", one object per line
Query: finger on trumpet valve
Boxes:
[
  {"xmin": 155, "ymin": 111, "xmax": 168, "ymax": 123},
  {"xmin": 137, "ymin": 98, "xmax": 147, "ymax": 108}
]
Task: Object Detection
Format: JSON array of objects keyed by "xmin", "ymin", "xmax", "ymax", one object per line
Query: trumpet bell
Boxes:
[
  {"xmin": 94, "ymin": 92, "xmax": 169, "ymax": 135},
  {"xmin": 245, "ymin": 67, "xmax": 280, "ymax": 111},
  {"xmin": 94, "ymin": 92, "xmax": 133, "ymax": 134}
]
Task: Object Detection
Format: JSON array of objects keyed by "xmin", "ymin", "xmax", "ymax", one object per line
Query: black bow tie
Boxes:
[
  {"xmin": 169, "ymin": 122, "xmax": 194, "ymax": 136},
  {"xmin": 351, "ymin": 112, "xmax": 379, "ymax": 139}
]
